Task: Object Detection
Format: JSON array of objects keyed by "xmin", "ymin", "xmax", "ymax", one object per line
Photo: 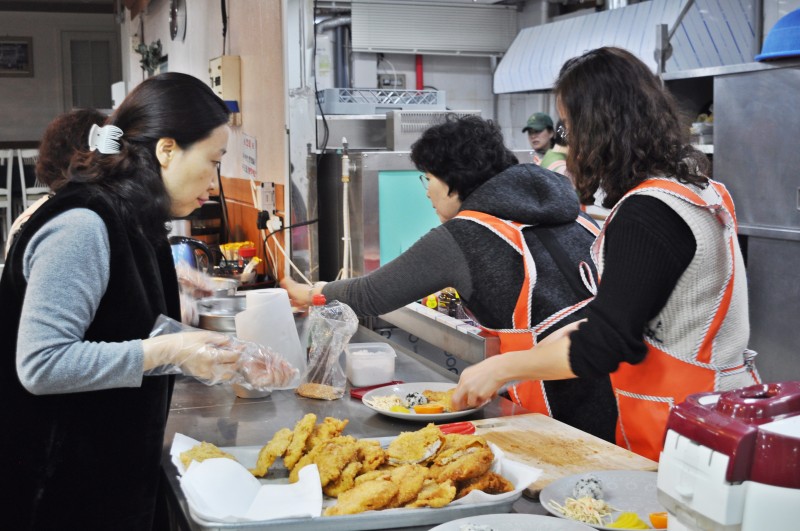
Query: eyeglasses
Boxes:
[
  {"xmin": 419, "ymin": 174, "xmax": 429, "ymax": 191},
  {"xmin": 556, "ymin": 124, "xmax": 569, "ymax": 142},
  {"xmin": 214, "ymin": 161, "xmax": 222, "ymax": 179}
]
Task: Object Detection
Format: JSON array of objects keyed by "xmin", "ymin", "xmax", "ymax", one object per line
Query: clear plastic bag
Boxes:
[
  {"xmin": 295, "ymin": 300, "xmax": 358, "ymax": 400},
  {"xmin": 147, "ymin": 314, "xmax": 299, "ymax": 392}
]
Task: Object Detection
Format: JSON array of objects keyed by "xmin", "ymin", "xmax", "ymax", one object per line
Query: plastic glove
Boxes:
[
  {"xmin": 142, "ymin": 330, "xmax": 239, "ymax": 384},
  {"xmin": 180, "ymin": 291, "xmax": 200, "ymax": 326},
  {"xmin": 176, "ymin": 261, "xmax": 216, "ymax": 299}
]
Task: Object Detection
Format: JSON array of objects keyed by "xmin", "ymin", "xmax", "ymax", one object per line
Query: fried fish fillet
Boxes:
[
  {"xmin": 324, "ymin": 478, "xmax": 399, "ymax": 516},
  {"xmin": 428, "ymin": 445, "xmax": 494, "ymax": 483},
  {"xmin": 283, "ymin": 413, "xmax": 317, "ymax": 470},
  {"xmin": 323, "ymin": 460, "xmax": 362, "ymax": 497},
  {"xmin": 249, "ymin": 428, "xmax": 293, "ymax": 477},
  {"xmin": 386, "ymin": 464, "xmax": 428, "ymax": 508},
  {"xmin": 422, "ymin": 388, "xmax": 456, "ymax": 412},
  {"xmin": 405, "ymin": 478, "xmax": 457, "ymax": 508},
  {"xmin": 456, "ymin": 470, "xmax": 515, "ymax": 499},
  {"xmin": 289, "ymin": 435, "xmax": 358, "ymax": 486},
  {"xmin": 305, "ymin": 417, "xmax": 349, "ymax": 452},
  {"xmin": 387, "ymin": 423, "xmax": 444, "ymax": 465},
  {"xmin": 180, "ymin": 441, "xmax": 237, "ymax": 469},
  {"xmin": 356, "ymin": 439, "xmax": 385, "ymax": 472}
]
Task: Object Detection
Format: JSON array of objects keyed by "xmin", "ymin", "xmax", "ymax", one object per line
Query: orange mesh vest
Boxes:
[
  {"xmin": 593, "ymin": 178, "xmax": 760, "ymax": 461},
  {"xmin": 455, "ymin": 210, "xmax": 599, "ymax": 415}
]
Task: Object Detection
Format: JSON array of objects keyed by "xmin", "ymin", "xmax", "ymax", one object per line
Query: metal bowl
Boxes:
[
  {"xmin": 208, "ymin": 277, "xmax": 240, "ymax": 297},
  {"xmin": 197, "ymin": 295, "xmax": 247, "ymax": 332}
]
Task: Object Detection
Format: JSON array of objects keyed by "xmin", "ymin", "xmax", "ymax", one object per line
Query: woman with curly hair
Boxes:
[
  {"xmin": 453, "ymin": 47, "xmax": 760, "ymax": 461},
  {"xmin": 282, "ymin": 114, "xmax": 617, "ymax": 442}
]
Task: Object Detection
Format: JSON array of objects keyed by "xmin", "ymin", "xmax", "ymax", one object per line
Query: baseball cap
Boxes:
[{"xmin": 522, "ymin": 112, "xmax": 554, "ymax": 133}]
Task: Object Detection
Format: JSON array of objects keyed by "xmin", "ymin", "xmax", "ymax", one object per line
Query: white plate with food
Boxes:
[
  {"xmin": 539, "ymin": 470, "xmax": 666, "ymax": 530},
  {"xmin": 430, "ymin": 512, "xmax": 595, "ymax": 530},
  {"xmin": 361, "ymin": 382, "xmax": 487, "ymax": 421}
]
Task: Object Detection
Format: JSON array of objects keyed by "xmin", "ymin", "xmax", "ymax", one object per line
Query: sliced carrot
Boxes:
[
  {"xmin": 649, "ymin": 512, "xmax": 668, "ymax": 529},
  {"xmin": 413, "ymin": 403, "xmax": 445, "ymax": 414}
]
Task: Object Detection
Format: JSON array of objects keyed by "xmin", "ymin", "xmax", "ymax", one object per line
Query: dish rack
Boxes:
[{"xmin": 316, "ymin": 88, "xmax": 446, "ymax": 115}]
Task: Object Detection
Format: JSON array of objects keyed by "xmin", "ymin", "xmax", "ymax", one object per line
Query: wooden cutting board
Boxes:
[{"xmin": 471, "ymin": 414, "xmax": 657, "ymax": 497}]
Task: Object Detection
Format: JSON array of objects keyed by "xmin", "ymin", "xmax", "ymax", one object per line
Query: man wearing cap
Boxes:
[{"xmin": 522, "ymin": 112, "xmax": 555, "ymax": 165}]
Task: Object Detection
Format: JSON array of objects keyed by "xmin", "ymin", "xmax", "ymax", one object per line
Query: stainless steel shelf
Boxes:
[{"xmin": 380, "ymin": 303, "xmax": 499, "ymax": 365}]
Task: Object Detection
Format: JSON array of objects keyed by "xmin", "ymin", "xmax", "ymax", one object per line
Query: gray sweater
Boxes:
[{"xmin": 16, "ymin": 208, "xmax": 144, "ymax": 394}]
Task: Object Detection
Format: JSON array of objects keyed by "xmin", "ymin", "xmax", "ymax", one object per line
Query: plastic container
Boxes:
[{"xmin": 345, "ymin": 342, "xmax": 397, "ymax": 387}]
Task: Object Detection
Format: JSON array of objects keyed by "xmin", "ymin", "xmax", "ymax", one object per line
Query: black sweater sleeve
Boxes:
[{"xmin": 569, "ymin": 195, "xmax": 696, "ymax": 378}]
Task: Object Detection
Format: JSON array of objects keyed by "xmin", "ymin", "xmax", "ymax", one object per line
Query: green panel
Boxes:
[{"xmin": 378, "ymin": 170, "xmax": 440, "ymax": 265}]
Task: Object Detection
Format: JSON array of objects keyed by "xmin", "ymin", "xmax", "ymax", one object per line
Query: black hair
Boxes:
[
  {"xmin": 36, "ymin": 108, "xmax": 107, "ymax": 189},
  {"xmin": 68, "ymin": 72, "xmax": 230, "ymax": 240},
  {"xmin": 410, "ymin": 114, "xmax": 518, "ymax": 201},
  {"xmin": 553, "ymin": 120, "xmax": 568, "ymax": 147}
]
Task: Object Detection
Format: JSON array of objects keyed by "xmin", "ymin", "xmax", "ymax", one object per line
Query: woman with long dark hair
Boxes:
[
  {"xmin": 0, "ymin": 73, "xmax": 236, "ymax": 528},
  {"xmin": 453, "ymin": 47, "xmax": 760, "ymax": 461}
]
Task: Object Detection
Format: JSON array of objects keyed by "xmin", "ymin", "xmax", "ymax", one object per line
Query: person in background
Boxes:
[
  {"xmin": 0, "ymin": 73, "xmax": 243, "ymax": 529},
  {"xmin": 4, "ymin": 108, "xmax": 106, "ymax": 257},
  {"xmin": 522, "ymin": 111, "xmax": 555, "ymax": 164},
  {"xmin": 452, "ymin": 47, "xmax": 760, "ymax": 461},
  {"xmin": 282, "ymin": 115, "xmax": 617, "ymax": 442},
  {"xmin": 540, "ymin": 120, "xmax": 572, "ymax": 185}
]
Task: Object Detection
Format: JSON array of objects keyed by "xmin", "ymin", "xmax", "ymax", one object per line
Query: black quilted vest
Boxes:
[{"xmin": 0, "ymin": 183, "xmax": 180, "ymax": 530}]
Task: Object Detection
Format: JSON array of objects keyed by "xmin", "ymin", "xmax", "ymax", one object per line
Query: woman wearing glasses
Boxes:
[
  {"xmin": 452, "ymin": 47, "xmax": 760, "ymax": 461},
  {"xmin": 283, "ymin": 114, "xmax": 617, "ymax": 442}
]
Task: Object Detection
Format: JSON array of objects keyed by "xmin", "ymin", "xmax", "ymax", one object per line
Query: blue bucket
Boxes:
[{"xmin": 756, "ymin": 8, "xmax": 800, "ymax": 61}]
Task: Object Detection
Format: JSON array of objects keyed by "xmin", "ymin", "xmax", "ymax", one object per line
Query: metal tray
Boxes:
[{"xmin": 183, "ymin": 440, "xmax": 521, "ymax": 530}]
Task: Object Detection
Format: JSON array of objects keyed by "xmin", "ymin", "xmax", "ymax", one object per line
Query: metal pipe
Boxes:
[{"xmin": 315, "ymin": 15, "xmax": 351, "ymax": 33}]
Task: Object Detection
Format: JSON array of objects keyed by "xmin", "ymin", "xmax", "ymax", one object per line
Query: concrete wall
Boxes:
[{"xmin": 0, "ymin": 11, "xmax": 117, "ymax": 142}]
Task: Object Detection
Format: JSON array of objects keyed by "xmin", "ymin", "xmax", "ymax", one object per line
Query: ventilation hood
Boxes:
[{"xmin": 494, "ymin": 0, "xmax": 757, "ymax": 93}]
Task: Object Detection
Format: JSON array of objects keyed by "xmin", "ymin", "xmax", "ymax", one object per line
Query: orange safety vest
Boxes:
[
  {"xmin": 593, "ymin": 179, "xmax": 760, "ymax": 461},
  {"xmin": 455, "ymin": 210, "xmax": 600, "ymax": 415}
]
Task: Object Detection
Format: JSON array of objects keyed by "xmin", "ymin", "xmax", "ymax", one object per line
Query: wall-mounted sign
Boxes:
[{"xmin": 242, "ymin": 133, "xmax": 257, "ymax": 180}]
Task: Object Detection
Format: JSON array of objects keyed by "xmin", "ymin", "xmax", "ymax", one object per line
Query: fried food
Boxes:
[
  {"xmin": 305, "ymin": 417, "xmax": 349, "ymax": 451},
  {"xmin": 456, "ymin": 471, "xmax": 515, "ymax": 499},
  {"xmin": 249, "ymin": 428, "xmax": 293, "ymax": 477},
  {"xmin": 180, "ymin": 441, "xmax": 237, "ymax": 469},
  {"xmin": 422, "ymin": 388, "xmax": 456, "ymax": 412},
  {"xmin": 356, "ymin": 439, "xmax": 385, "ymax": 472},
  {"xmin": 324, "ymin": 479, "xmax": 399, "ymax": 516},
  {"xmin": 323, "ymin": 460, "xmax": 362, "ymax": 497},
  {"xmin": 405, "ymin": 478, "xmax": 457, "ymax": 508},
  {"xmin": 296, "ymin": 382, "xmax": 343, "ymax": 400},
  {"xmin": 386, "ymin": 464, "xmax": 428, "ymax": 508},
  {"xmin": 387, "ymin": 423, "xmax": 444, "ymax": 465},
  {"xmin": 290, "ymin": 435, "xmax": 358, "ymax": 486},
  {"xmin": 283, "ymin": 413, "xmax": 317, "ymax": 470},
  {"xmin": 429, "ymin": 445, "xmax": 494, "ymax": 483}
]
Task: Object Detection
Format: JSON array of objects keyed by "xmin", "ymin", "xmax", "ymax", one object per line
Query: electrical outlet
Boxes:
[
  {"xmin": 378, "ymin": 73, "xmax": 406, "ymax": 89},
  {"xmin": 259, "ymin": 182, "xmax": 276, "ymax": 214}
]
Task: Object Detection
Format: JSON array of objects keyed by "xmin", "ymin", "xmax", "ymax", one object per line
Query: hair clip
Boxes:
[{"xmin": 88, "ymin": 124, "xmax": 124, "ymax": 154}]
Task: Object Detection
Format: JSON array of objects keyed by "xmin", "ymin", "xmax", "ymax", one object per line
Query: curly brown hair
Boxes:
[
  {"xmin": 35, "ymin": 109, "xmax": 107, "ymax": 189},
  {"xmin": 554, "ymin": 47, "xmax": 709, "ymax": 208}
]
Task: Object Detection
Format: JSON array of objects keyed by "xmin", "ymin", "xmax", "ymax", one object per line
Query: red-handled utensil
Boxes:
[
  {"xmin": 437, "ymin": 421, "xmax": 477, "ymax": 435},
  {"xmin": 349, "ymin": 380, "xmax": 404, "ymax": 400}
]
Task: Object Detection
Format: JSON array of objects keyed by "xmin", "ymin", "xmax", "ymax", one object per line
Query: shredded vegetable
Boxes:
[{"xmin": 547, "ymin": 496, "xmax": 617, "ymax": 525}]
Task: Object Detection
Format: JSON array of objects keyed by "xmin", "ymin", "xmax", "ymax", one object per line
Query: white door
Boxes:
[{"xmin": 61, "ymin": 31, "xmax": 121, "ymax": 113}]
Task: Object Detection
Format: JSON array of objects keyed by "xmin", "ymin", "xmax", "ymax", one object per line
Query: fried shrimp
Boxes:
[
  {"xmin": 387, "ymin": 423, "xmax": 444, "ymax": 465},
  {"xmin": 283, "ymin": 413, "xmax": 317, "ymax": 470},
  {"xmin": 324, "ymin": 479, "xmax": 399, "ymax": 516},
  {"xmin": 249, "ymin": 428, "xmax": 293, "ymax": 477}
]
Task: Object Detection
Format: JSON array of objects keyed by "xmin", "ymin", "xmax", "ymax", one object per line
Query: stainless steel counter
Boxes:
[{"xmin": 160, "ymin": 326, "xmax": 549, "ymax": 530}]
